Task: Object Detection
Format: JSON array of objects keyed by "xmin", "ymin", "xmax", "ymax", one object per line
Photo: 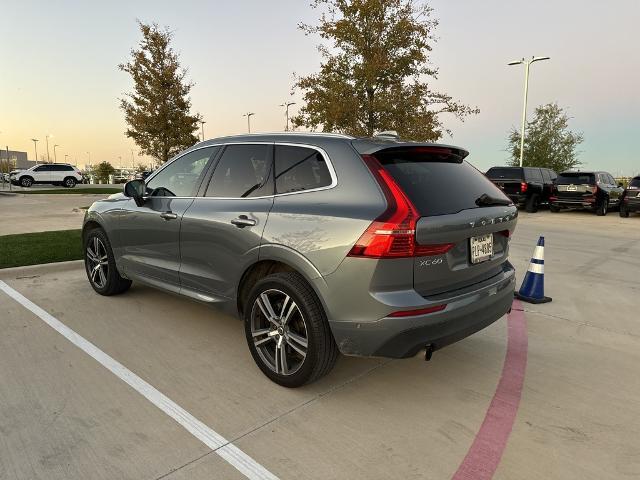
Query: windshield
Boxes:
[
  {"xmin": 556, "ymin": 173, "xmax": 595, "ymax": 185},
  {"xmin": 374, "ymin": 149, "xmax": 508, "ymax": 216},
  {"xmin": 629, "ymin": 177, "xmax": 640, "ymax": 188}
]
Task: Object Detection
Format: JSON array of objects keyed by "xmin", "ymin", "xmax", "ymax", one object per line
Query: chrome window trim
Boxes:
[{"xmin": 142, "ymin": 141, "xmax": 338, "ymax": 201}]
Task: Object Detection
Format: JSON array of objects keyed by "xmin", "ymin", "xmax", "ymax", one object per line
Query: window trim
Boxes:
[{"xmin": 144, "ymin": 142, "xmax": 338, "ymax": 200}]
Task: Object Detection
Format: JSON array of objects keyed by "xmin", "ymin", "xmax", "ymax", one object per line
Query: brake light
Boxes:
[
  {"xmin": 348, "ymin": 155, "xmax": 454, "ymax": 258},
  {"xmin": 388, "ymin": 304, "xmax": 447, "ymax": 318},
  {"xmin": 520, "ymin": 182, "xmax": 528, "ymax": 193}
]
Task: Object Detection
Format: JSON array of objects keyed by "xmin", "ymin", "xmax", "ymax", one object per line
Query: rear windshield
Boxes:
[
  {"xmin": 374, "ymin": 149, "xmax": 507, "ymax": 216},
  {"xmin": 557, "ymin": 173, "xmax": 595, "ymax": 185},
  {"xmin": 486, "ymin": 167, "xmax": 523, "ymax": 180},
  {"xmin": 629, "ymin": 177, "xmax": 640, "ymax": 188}
]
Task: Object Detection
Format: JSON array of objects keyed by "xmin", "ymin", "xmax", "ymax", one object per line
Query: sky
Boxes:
[{"xmin": 2, "ymin": 0, "xmax": 639, "ymax": 174}]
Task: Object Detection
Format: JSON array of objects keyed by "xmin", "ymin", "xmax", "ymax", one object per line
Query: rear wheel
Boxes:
[
  {"xmin": 244, "ymin": 272, "xmax": 338, "ymax": 387},
  {"xmin": 20, "ymin": 176, "xmax": 33, "ymax": 187},
  {"xmin": 525, "ymin": 194, "xmax": 539, "ymax": 213},
  {"xmin": 550, "ymin": 204, "xmax": 560, "ymax": 213},
  {"xmin": 63, "ymin": 177, "xmax": 77, "ymax": 188},
  {"xmin": 596, "ymin": 197, "xmax": 609, "ymax": 216},
  {"xmin": 620, "ymin": 204, "xmax": 629, "ymax": 217},
  {"xmin": 84, "ymin": 228, "xmax": 131, "ymax": 296}
]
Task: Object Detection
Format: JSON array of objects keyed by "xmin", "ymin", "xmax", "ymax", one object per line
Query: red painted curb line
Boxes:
[{"xmin": 451, "ymin": 300, "xmax": 528, "ymax": 480}]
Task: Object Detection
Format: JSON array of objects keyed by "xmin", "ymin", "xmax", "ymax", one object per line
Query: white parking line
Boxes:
[{"xmin": 0, "ymin": 280, "xmax": 278, "ymax": 480}]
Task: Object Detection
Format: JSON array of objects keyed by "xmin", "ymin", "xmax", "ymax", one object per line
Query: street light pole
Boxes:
[
  {"xmin": 64, "ymin": 154, "xmax": 69, "ymax": 163},
  {"xmin": 31, "ymin": 138, "xmax": 39, "ymax": 164},
  {"xmin": 279, "ymin": 102, "xmax": 296, "ymax": 131},
  {"xmin": 508, "ymin": 56, "xmax": 550, "ymax": 167},
  {"xmin": 54, "ymin": 144, "xmax": 60, "ymax": 163},
  {"xmin": 243, "ymin": 112, "xmax": 255, "ymax": 133},
  {"xmin": 200, "ymin": 120, "xmax": 206, "ymax": 141},
  {"xmin": 45, "ymin": 135, "xmax": 52, "ymax": 162},
  {"xmin": 86, "ymin": 151, "xmax": 91, "ymax": 168}
]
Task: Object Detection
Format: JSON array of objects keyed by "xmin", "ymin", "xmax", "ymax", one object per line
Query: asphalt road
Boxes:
[{"xmin": 0, "ymin": 210, "xmax": 638, "ymax": 479}]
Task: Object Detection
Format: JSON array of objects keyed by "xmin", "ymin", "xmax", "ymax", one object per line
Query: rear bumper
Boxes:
[
  {"xmin": 328, "ymin": 263, "xmax": 516, "ymax": 358},
  {"xmin": 550, "ymin": 198, "xmax": 596, "ymax": 210}
]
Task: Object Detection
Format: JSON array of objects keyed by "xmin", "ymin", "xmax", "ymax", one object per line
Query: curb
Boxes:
[{"xmin": 0, "ymin": 260, "xmax": 84, "ymax": 279}]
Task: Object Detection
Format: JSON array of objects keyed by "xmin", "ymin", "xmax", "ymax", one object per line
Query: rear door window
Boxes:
[
  {"xmin": 557, "ymin": 173, "xmax": 595, "ymax": 185},
  {"xmin": 374, "ymin": 148, "xmax": 506, "ymax": 216},
  {"xmin": 525, "ymin": 168, "xmax": 543, "ymax": 182},
  {"xmin": 205, "ymin": 144, "xmax": 272, "ymax": 198},
  {"xmin": 275, "ymin": 145, "xmax": 332, "ymax": 194}
]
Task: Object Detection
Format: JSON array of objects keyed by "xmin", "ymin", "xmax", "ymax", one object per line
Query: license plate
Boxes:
[
  {"xmin": 470, "ymin": 234, "xmax": 494, "ymax": 264},
  {"xmin": 567, "ymin": 185, "xmax": 577, "ymax": 191}
]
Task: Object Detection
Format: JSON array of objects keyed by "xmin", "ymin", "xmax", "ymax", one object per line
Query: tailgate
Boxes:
[
  {"xmin": 414, "ymin": 206, "xmax": 517, "ymax": 296},
  {"xmin": 556, "ymin": 183, "xmax": 594, "ymax": 201}
]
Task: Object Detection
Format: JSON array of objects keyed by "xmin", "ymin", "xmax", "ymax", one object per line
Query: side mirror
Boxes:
[{"xmin": 124, "ymin": 179, "xmax": 146, "ymax": 207}]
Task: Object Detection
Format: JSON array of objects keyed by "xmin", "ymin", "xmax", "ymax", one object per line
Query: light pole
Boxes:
[
  {"xmin": 279, "ymin": 102, "xmax": 296, "ymax": 131},
  {"xmin": 508, "ymin": 56, "xmax": 550, "ymax": 167},
  {"xmin": 45, "ymin": 134, "xmax": 53, "ymax": 162},
  {"xmin": 130, "ymin": 149, "xmax": 135, "ymax": 170},
  {"xmin": 86, "ymin": 151, "xmax": 91, "ymax": 169},
  {"xmin": 243, "ymin": 112, "xmax": 255, "ymax": 133},
  {"xmin": 200, "ymin": 120, "xmax": 206, "ymax": 141},
  {"xmin": 64, "ymin": 154, "xmax": 69, "ymax": 163},
  {"xmin": 31, "ymin": 138, "xmax": 39, "ymax": 164},
  {"xmin": 53, "ymin": 144, "xmax": 60, "ymax": 163}
]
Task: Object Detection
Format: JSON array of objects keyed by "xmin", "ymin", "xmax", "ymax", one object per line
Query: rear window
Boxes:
[
  {"xmin": 525, "ymin": 168, "xmax": 543, "ymax": 182},
  {"xmin": 374, "ymin": 149, "xmax": 507, "ymax": 217},
  {"xmin": 486, "ymin": 167, "xmax": 523, "ymax": 180},
  {"xmin": 557, "ymin": 173, "xmax": 595, "ymax": 185},
  {"xmin": 629, "ymin": 177, "xmax": 640, "ymax": 188}
]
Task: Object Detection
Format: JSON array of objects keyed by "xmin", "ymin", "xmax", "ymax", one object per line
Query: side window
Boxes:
[
  {"xmin": 525, "ymin": 168, "xmax": 543, "ymax": 183},
  {"xmin": 205, "ymin": 144, "xmax": 272, "ymax": 198},
  {"xmin": 34, "ymin": 165, "xmax": 50, "ymax": 172},
  {"xmin": 146, "ymin": 147, "xmax": 217, "ymax": 197},
  {"xmin": 275, "ymin": 145, "xmax": 333, "ymax": 194},
  {"xmin": 549, "ymin": 170, "xmax": 558, "ymax": 181},
  {"xmin": 608, "ymin": 174, "xmax": 616, "ymax": 185},
  {"xmin": 541, "ymin": 169, "xmax": 552, "ymax": 183}
]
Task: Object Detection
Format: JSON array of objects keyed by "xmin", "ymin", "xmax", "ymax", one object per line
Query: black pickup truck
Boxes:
[
  {"xmin": 550, "ymin": 171, "xmax": 624, "ymax": 216},
  {"xmin": 485, "ymin": 166, "xmax": 557, "ymax": 213}
]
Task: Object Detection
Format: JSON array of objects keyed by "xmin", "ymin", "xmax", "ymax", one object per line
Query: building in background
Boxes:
[{"xmin": 0, "ymin": 149, "xmax": 34, "ymax": 171}]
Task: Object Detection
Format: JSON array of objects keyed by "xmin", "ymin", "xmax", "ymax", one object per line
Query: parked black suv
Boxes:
[
  {"xmin": 550, "ymin": 171, "xmax": 623, "ymax": 216},
  {"xmin": 485, "ymin": 166, "xmax": 557, "ymax": 213},
  {"xmin": 620, "ymin": 176, "xmax": 640, "ymax": 217}
]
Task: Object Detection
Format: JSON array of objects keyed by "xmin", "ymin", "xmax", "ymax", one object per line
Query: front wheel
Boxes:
[
  {"xmin": 20, "ymin": 176, "xmax": 33, "ymax": 187},
  {"xmin": 244, "ymin": 272, "xmax": 338, "ymax": 387},
  {"xmin": 63, "ymin": 177, "xmax": 77, "ymax": 188},
  {"xmin": 596, "ymin": 197, "xmax": 609, "ymax": 216},
  {"xmin": 84, "ymin": 228, "xmax": 132, "ymax": 296}
]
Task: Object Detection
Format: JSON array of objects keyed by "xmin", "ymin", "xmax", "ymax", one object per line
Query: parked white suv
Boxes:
[{"xmin": 10, "ymin": 163, "xmax": 83, "ymax": 188}]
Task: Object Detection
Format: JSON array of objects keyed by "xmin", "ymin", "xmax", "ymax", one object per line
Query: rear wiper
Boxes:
[{"xmin": 475, "ymin": 193, "xmax": 512, "ymax": 207}]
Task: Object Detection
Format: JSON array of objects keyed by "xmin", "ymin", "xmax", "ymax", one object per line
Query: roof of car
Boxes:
[{"xmin": 196, "ymin": 132, "xmax": 469, "ymax": 159}]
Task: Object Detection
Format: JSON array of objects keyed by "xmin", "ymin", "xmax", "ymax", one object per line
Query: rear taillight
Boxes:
[
  {"xmin": 348, "ymin": 155, "xmax": 454, "ymax": 259},
  {"xmin": 520, "ymin": 182, "xmax": 528, "ymax": 193},
  {"xmin": 388, "ymin": 304, "xmax": 447, "ymax": 318},
  {"xmin": 590, "ymin": 184, "xmax": 599, "ymax": 194}
]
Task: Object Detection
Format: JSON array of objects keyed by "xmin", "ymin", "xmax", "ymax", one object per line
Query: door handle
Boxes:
[
  {"xmin": 231, "ymin": 215, "xmax": 257, "ymax": 228},
  {"xmin": 160, "ymin": 212, "xmax": 178, "ymax": 220}
]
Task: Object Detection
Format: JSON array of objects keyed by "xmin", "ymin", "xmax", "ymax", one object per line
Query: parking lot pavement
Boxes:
[
  {"xmin": 1, "ymin": 211, "xmax": 639, "ymax": 479},
  {"xmin": 0, "ymin": 194, "xmax": 105, "ymax": 235}
]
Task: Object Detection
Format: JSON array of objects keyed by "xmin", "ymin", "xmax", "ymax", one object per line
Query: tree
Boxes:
[
  {"xmin": 95, "ymin": 161, "xmax": 115, "ymax": 183},
  {"xmin": 508, "ymin": 102, "xmax": 583, "ymax": 172},
  {"xmin": 119, "ymin": 21, "xmax": 201, "ymax": 164},
  {"xmin": 292, "ymin": 0, "xmax": 478, "ymax": 140}
]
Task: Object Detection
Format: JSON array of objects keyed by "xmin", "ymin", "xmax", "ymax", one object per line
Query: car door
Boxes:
[
  {"xmin": 117, "ymin": 146, "xmax": 218, "ymax": 289},
  {"xmin": 541, "ymin": 169, "xmax": 553, "ymax": 201},
  {"xmin": 31, "ymin": 165, "xmax": 51, "ymax": 183},
  {"xmin": 608, "ymin": 174, "xmax": 623, "ymax": 203},
  {"xmin": 179, "ymin": 143, "xmax": 274, "ymax": 299}
]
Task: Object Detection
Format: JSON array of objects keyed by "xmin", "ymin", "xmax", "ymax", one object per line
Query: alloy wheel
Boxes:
[
  {"xmin": 250, "ymin": 289, "xmax": 308, "ymax": 376},
  {"xmin": 86, "ymin": 236, "xmax": 109, "ymax": 289}
]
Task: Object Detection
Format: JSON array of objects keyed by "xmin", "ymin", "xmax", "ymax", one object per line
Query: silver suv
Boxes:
[
  {"xmin": 83, "ymin": 133, "xmax": 517, "ymax": 387},
  {"xmin": 11, "ymin": 163, "xmax": 83, "ymax": 188}
]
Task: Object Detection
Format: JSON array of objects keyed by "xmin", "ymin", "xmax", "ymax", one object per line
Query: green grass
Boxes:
[
  {"xmin": 20, "ymin": 188, "xmax": 121, "ymax": 195},
  {"xmin": 0, "ymin": 229, "xmax": 83, "ymax": 269}
]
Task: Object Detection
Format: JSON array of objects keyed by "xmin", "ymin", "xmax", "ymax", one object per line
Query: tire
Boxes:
[
  {"xmin": 620, "ymin": 204, "xmax": 629, "ymax": 218},
  {"xmin": 84, "ymin": 228, "xmax": 132, "ymax": 296},
  {"xmin": 63, "ymin": 177, "xmax": 77, "ymax": 188},
  {"xmin": 550, "ymin": 204, "xmax": 560, "ymax": 213},
  {"xmin": 596, "ymin": 197, "xmax": 609, "ymax": 216},
  {"xmin": 525, "ymin": 194, "xmax": 539, "ymax": 213},
  {"xmin": 244, "ymin": 272, "xmax": 338, "ymax": 387},
  {"xmin": 20, "ymin": 176, "xmax": 33, "ymax": 187}
]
